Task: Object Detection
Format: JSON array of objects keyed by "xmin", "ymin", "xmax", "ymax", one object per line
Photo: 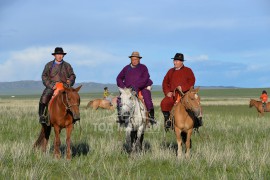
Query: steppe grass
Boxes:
[{"xmin": 0, "ymin": 91, "xmax": 270, "ymax": 179}]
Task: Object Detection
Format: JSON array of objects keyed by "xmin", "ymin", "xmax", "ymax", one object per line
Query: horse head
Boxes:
[
  {"xmin": 63, "ymin": 85, "xmax": 82, "ymax": 121},
  {"xmin": 119, "ymin": 88, "xmax": 136, "ymax": 114},
  {"xmin": 249, "ymin": 99, "xmax": 255, "ymax": 108},
  {"xmin": 181, "ymin": 86, "xmax": 201, "ymax": 117}
]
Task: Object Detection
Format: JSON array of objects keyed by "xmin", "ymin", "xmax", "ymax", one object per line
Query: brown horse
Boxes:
[
  {"xmin": 86, "ymin": 97, "xmax": 117, "ymax": 110},
  {"xmin": 34, "ymin": 84, "xmax": 82, "ymax": 159},
  {"xmin": 173, "ymin": 87, "xmax": 201, "ymax": 158},
  {"xmin": 249, "ymin": 99, "xmax": 270, "ymax": 117}
]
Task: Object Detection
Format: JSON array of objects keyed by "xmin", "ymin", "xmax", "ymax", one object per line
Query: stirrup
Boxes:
[
  {"xmin": 39, "ymin": 115, "xmax": 47, "ymax": 124},
  {"xmin": 149, "ymin": 118, "xmax": 157, "ymax": 125},
  {"xmin": 165, "ymin": 119, "xmax": 172, "ymax": 129}
]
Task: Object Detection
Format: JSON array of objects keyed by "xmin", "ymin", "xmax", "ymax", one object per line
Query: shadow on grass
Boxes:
[
  {"xmin": 161, "ymin": 132, "xmax": 192, "ymax": 155},
  {"xmin": 121, "ymin": 132, "xmax": 152, "ymax": 154},
  {"xmin": 50, "ymin": 141, "xmax": 90, "ymax": 158}
]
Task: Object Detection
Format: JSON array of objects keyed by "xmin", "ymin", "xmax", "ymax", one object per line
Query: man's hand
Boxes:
[
  {"xmin": 166, "ymin": 92, "xmax": 173, "ymax": 97},
  {"xmin": 177, "ymin": 86, "xmax": 182, "ymax": 92},
  {"xmin": 66, "ymin": 79, "xmax": 71, "ymax": 85}
]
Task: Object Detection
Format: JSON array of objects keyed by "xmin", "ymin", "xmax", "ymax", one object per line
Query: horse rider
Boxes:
[
  {"xmin": 38, "ymin": 47, "xmax": 76, "ymax": 124},
  {"xmin": 160, "ymin": 53, "xmax": 202, "ymax": 130},
  {"xmin": 103, "ymin": 87, "xmax": 110, "ymax": 99},
  {"xmin": 103, "ymin": 86, "xmax": 113, "ymax": 105},
  {"xmin": 116, "ymin": 51, "xmax": 156, "ymax": 125},
  {"xmin": 260, "ymin": 90, "xmax": 268, "ymax": 111}
]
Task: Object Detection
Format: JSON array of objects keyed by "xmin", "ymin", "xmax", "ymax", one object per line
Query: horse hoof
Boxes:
[{"xmin": 54, "ymin": 154, "xmax": 61, "ymax": 159}]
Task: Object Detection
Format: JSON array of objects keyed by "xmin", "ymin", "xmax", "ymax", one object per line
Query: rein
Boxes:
[{"xmin": 61, "ymin": 91, "xmax": 79, "ymax": 111}]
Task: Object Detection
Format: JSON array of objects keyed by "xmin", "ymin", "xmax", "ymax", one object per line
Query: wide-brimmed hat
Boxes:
[
  {"xmin": 171, "ymin": 53, "xmax": 185, "ymax": 61},
  {"xmin": 52, "ymin": 47, "xmax": 67, "ymax": 55},
  {"xmin": 129, "ymin": 51, "xmax": 142, "ymax": 59}
]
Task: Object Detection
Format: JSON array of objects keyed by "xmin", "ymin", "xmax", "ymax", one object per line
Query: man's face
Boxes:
[
  {"xmin": 54, "ymin": 54, "xmax": 64, "ymax": 62},
  {"xmin": 131, "ymin": 57, "xmax": 140, "ymax": 66},
  {"xmin": 173, "ymin": 60, "xmax": 184, "ymax": 68}
]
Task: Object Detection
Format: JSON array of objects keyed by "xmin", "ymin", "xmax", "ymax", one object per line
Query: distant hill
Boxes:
[
  {"xmin": 0, "ymin": 80, "xmax": 163, "ymax": 95},
  {"xmin": 0, "ymin": 80, "xmax": 239, "ymax": 95}
]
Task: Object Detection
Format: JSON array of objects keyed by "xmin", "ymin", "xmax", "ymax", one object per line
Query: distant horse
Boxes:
[
  {"xmin": 249, "ymin": 99, "xmax": 270, "ymax": 117},
  {"xmin": 86, "ymin": 96, "xmax": 117, "ymax": 110},
  {"xmin": 119, "ymin": 88, "xmax": 147, "ymax": 153},
  {"xmin": 34, "ymin": 83, "xmax": 82, "ymax": 159},
  {"xmin": 173, "ymin": 87, "xmax": 201, "ymax": 158}
]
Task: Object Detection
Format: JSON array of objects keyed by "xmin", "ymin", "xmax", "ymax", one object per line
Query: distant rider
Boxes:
[{"xmin": 260, "ymin": 90, "xmax": 268, "ymax": 111}]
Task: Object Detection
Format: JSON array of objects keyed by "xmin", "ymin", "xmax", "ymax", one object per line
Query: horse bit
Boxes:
[{"xmin": 61, "ymin": 91, "xmax": 79, "ymax": 111}]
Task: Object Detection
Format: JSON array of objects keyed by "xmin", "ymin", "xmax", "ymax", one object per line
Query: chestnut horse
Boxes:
[
  {"xmin": 249, "ymin": 99, "xmax": 270, "ymax": 117},
  {"xmin": 173, "ymin": 87, "xmax": 201, "ymax": 158},
  {"xmin": 86, "ymin": 97, "xmax": 117, "ymax": 110},
  {"xmin": 34, "ymin": 83, "xmax": 82, "ymax": 159}
]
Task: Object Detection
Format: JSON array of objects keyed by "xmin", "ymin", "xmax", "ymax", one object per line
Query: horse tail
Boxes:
[{"xmin": 33, "ymin": 124, "xmax": 51, "ymax": 149}]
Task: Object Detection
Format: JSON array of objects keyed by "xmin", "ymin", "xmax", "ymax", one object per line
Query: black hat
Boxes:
[
  {"xmin": 52, "ymin": 47, "xmax": 67, "ymax": 55},
  {"xmin": 171, "ymin": 53, "xmax": 185, "ymax": 61}
]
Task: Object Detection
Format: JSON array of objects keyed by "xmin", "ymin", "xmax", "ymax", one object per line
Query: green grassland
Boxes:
[{"xmin": 0, "ymin": 89, "xmax": 270, "ymax": 179}]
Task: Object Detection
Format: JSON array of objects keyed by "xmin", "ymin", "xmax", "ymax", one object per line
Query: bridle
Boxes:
[
  {"xmin": 180, "ymin": 91, "xmax": 200, "ymax": 111},
  {"xmin": 120, "ymin": 92, "xmax": 145, "ymax": 125},
  {"xmin": 61, "ymin": 90, "xmax": 80, "ymax": 111}
]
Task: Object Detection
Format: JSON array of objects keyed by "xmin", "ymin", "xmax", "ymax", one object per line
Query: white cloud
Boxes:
[
  {"xmin": 186, "ymin": 54, "xmax": 209, "ymax": 62},
  {"xmin": 64, "ymin": 45, "xmax": 124, "ymax": 67},
  {"xmin": 0, "ymin": 45, "xmax": 125, "ymax": 82}
]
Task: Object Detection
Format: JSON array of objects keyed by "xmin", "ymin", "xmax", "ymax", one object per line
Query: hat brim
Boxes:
[
  {"xmin": 172, "ymin": 58, "xmax": 185, "ymax": 61},
  {"xmin": 52, "ymin": 53, "xmax": 67, "ymax": 55},
  {"xmin": 129, "ymin": 56, "xmax": 142, "ymax": 59}
]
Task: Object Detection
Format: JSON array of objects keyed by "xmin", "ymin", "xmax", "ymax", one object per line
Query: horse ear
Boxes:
[
  {"xmin": 75, "ymin": 85, "xmax": 82, "ymax": 92},
  {"xmin": 195, "ymin": 86, "xmax": 200, "ymax": 93}
]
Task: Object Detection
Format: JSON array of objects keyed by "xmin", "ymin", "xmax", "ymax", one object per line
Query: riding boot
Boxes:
[
  {"xmin": 38, "ymin": 103, "xmax": 47, "ymax": 124},
  {"xmin": 148, "ymin": 108, "xmax": 157, "ymax": 125},
  {"xmin": 162, "ymin": 111, "xmax": 171, "ymax": 129},
  {"xmin": 263, "ymin": 102, "xmax": 266, "ymax": 112}
]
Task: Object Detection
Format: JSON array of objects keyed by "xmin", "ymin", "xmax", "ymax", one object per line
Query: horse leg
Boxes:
[
  {"xmin": 185, "ymin": 129, "xmax": 193, "ymax": 158},
  {"xmin": 66, "ymin": 124, "xmax": 73, "ymax": 160},
  {"xmin": 125, "ymin": 127, "xmax": 132, "ymax": 153},
  {"xmin": 135, "ymin": 126, "xmax": 144, "ymax": 152},
  {"xmin": 175, "ymin": 126, "xmax": 182, "ymax": 158},
  {"xmin": 53, "ymin": 126, "xmax": 61, "ymax": 159},
  {"xmin": 131, "ymin": 131, "xmax": 137, "ymax": 152}
]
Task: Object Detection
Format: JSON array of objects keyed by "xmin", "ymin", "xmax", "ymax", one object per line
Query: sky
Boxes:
[{"xmin": 0, "ymin": 0, "xmax": 270, "ymax": 88}]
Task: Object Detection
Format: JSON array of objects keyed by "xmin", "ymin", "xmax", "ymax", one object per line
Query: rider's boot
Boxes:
[
  {"xmin": 162, "ymin": 111, "xmax": 171, "ymax": 130},
  {"xmin": 263, "ymin": 102, "xmax": 266, "ymax": 112},
  {"xmin": 38, "ymin": 103, "xmax": 47, "ymax": 124},
  {"xmin": 148, "ymin": 108, "xmax": 157, "ymax": 125}
]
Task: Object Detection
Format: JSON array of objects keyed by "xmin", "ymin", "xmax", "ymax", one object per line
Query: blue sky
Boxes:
[{"xmin": 0, "ymin": 0, "xmax": 270, "ymax": 87}]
